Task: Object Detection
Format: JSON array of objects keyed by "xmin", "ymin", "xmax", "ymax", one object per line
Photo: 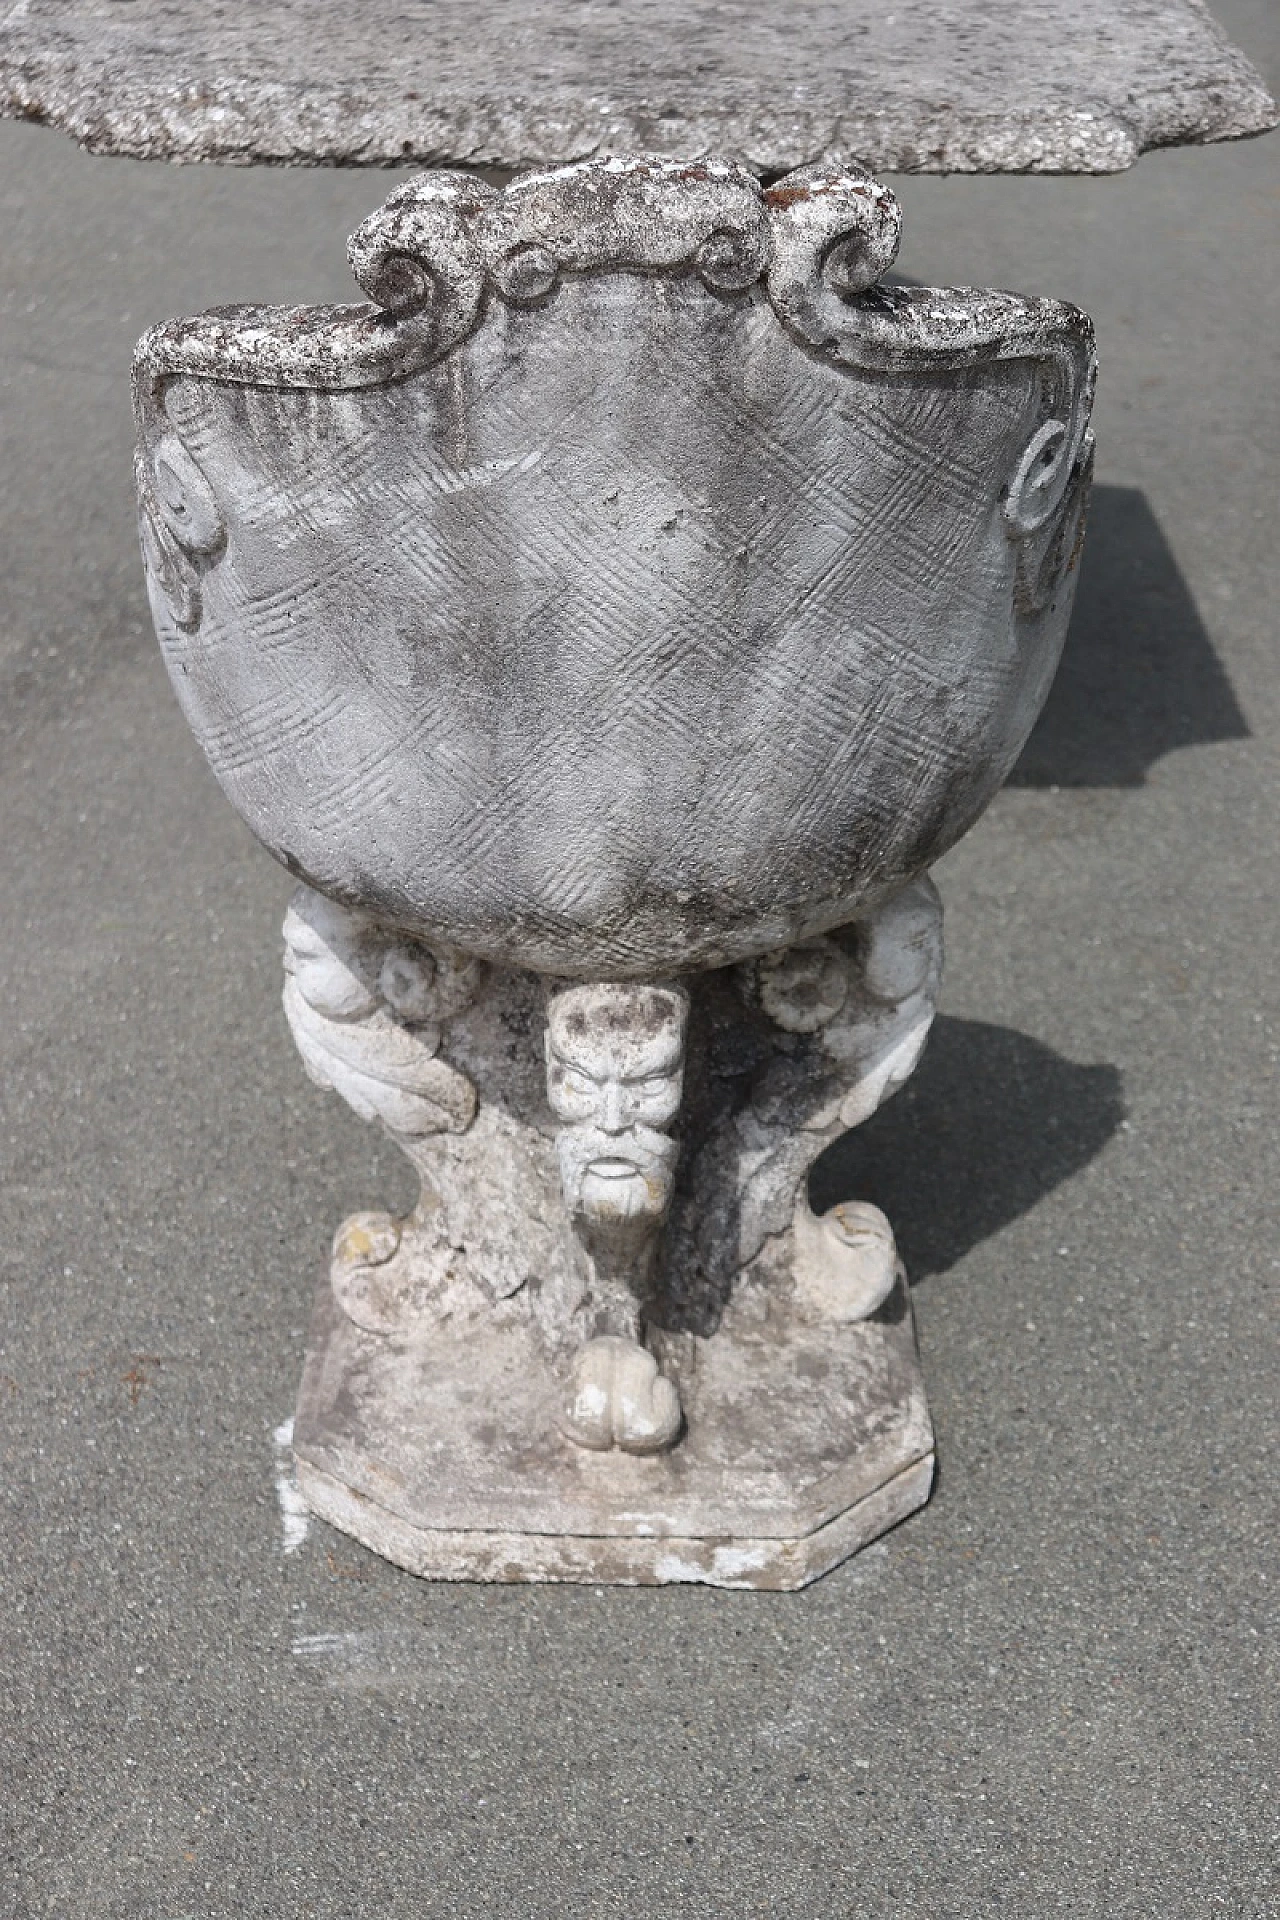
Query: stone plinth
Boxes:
[{"xmin": 294, "ymin": 1272, "xmax": 933, "ymax": 1590}]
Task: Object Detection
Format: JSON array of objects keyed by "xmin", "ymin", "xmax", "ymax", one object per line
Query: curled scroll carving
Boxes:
[
  {"xmin": 135, "ymin": 431, "xmax": 224, "ymax": 632},
  {"xmin": 281, "ymin": 886, "xmax": 587, "ymax": 1337},
  {"xmin": 764, "ymin": 163, "xmax": 903, "ymax": 334},
  {"xmin": 346, "ymin": 169, "xmax": 490, "ymax": 337},
  {"xmin": 347, "ymin": 156, "xmax": 771, "ymax": 311},
  {"xmin": 132, "ymin": 154, "xmax": 1093, "ymax": 400},
  {"xmin": 658, "ymin": 876, "xmax": 945, "ymax": 1336},
  {"xmin": 283, "ymin": 887, "xmax": 481, "ymax": 1138}
]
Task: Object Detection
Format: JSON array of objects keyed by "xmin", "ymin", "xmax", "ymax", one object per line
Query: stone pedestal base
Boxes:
[{"xmin": 293, "ymin": 1273, "xmax": 933, "ymax": 1590}]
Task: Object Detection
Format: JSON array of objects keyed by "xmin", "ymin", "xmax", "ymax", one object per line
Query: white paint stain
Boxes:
[
  {"xmin": 433, "ymin": 448, "xmax": 543, "ymax": 497},
  {"xmin": 650, "ymin": 1542, "xmax": 772, "ymax": 1585},
  {"xmin": 652, "ymin": 1552, "xmax": 716, "ymax": 1585},
  {"xmin": 273, "ymin": 1415, "xmax": 311, "ymax": 1554},
  {"xmin": 290, "ymin": 1626, "xmax": 462, "ymax": 1691},
  {"xmin": 293, "ymin": 1630, "xmax": 361, "ymax": 1660},
  {"xmin": 711, "ymin": 1544, "xmax": 770, "ymax": 1578}
]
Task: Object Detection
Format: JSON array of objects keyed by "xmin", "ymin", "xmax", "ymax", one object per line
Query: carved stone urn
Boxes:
[{"xmin": 134, "ymin": 156, "xmax": 1094, "ymax": 1588}]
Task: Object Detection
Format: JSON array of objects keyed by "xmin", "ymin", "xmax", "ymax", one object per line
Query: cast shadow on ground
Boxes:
[
  {"xmin": 808, "ymin": 1016, "xmax": 1125, "ymax": 1281},
  {"xmin": 1009, "ymin": 483, "xmax": 1247, "ymax": 788}
]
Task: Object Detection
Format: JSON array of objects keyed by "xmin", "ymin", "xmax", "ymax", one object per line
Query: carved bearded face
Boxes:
[{"xmin": 545, "ymin": 984, "xmax": 688, "ymax": 1223}]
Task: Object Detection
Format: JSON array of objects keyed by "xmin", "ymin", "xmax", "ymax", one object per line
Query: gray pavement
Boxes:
[{"xmin": 2, "ymin": 3, "xmax": 1278, "ymax": 1911}]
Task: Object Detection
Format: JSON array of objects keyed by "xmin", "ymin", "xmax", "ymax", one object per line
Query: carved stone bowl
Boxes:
[{"xmin": 133, "ymin": 156, "xmax": 1095, "ymax": 980}]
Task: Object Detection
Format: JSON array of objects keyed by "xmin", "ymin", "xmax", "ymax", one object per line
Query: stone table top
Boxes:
[{"xmin": 0, "ymin": 0, "xmax": 1274, "ymax": 175}]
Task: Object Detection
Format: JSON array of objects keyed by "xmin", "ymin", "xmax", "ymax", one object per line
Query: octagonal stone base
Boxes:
[{"xmin": 292, "ymin": 1276, "xmax": 934, "ymax": 1591}]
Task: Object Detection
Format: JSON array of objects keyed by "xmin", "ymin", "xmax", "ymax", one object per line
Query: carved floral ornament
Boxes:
[{"xmin": 133, "ymin": 153, "xmax": 1095, "ymax": 632}]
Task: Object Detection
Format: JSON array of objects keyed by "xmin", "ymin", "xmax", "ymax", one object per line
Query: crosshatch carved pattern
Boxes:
[{"xmin": 136, "ymin": 158, "xmax": 1094, "ymax": 976}]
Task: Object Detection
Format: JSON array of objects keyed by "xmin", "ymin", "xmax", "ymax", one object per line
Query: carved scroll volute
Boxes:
[
  {"xmin": 346, "ymin": 170, "xmax": 491, "ymax": 348},
  {"xmin": 702, "ymin": 875, "xmax": 944, "ymax": 1326},
  {"xmin": 1003, "ymin": 351, "xmax": 1096, "ymax": 622},
  {"xmin": 282, "ymin": 885, "xmax": 481, "ymax": 1139},
  {"xmin": 136, "ymin": 430, "xmax": 225, "ymax": 632},
  {"xmin": 759, "ymin": 156, "xmax": 1094, "ymax": 576},
  {"xmin": 1003, "ymin": 349, "xmax": 1097, "ymax": 548},
  {"xmin": 279, "ymin": 885, "xmax": 488, "ymax": 1336},
  {"xmin": 764, "ymin": 164, "xmax": 904, "ymax": 347},
  {"xmin": 345, "ymin": 156, "xmax": 771, "ymax": 332},
  {"xmin": 473, "ymin": 155, "xmax": 769, "ymax": 299}
]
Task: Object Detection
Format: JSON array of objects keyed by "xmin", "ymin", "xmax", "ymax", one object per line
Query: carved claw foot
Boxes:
[
  {"xmin": 329, "ymin": 1209, "xmax": 408, "ymax": 1334},
  {"xmin": 559, "ymin": 1336, "xmax": 683, "ymax": 1455},
  {"xmin": 792, "ymin": 1199, "xmax": 900, "ymax": 1323}
]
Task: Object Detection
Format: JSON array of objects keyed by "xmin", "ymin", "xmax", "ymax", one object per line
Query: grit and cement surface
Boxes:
[
  {"xmin": 1, "ymin": 2, "xmax": 1277, "ymax": 1911},
  {"xmin": 1, "ymin": 0, "xmax": 1274, "ymax": 174}
]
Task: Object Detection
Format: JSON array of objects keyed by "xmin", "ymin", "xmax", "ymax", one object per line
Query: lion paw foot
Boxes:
[
  {"xmin": 330, "ymin": 1210, "xmax": 408, "ymax": 1334},
  {"xmin": 560, "ymin": 1336, "xmax": 682, "ymax": 1455},
  {"xmin": 793, "ymin": 1200, "xmax": 900, "ymax": 1323}
]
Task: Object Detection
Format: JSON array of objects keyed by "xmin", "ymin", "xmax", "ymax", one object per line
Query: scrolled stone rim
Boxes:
[
  {"xmin": 130, "ymin": 152, "xmax": 1095, "ymax": 409},
  {"xmin": 130, "ymin": 152, "xmax": 1098, "ymax": 625}
]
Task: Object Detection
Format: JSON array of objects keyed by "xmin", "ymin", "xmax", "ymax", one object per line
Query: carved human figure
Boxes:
[{"xmin": 544, "ymin": 983, "xmax": 688, "ymax": 1452}]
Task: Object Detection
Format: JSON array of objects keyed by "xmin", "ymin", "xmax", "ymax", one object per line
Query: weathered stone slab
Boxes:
[{"xmin": 2, "ymin": 0, "xmax": 1274, "ymax": 175}]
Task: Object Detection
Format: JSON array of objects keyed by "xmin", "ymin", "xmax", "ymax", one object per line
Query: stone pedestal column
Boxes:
[
  {"xmin": 133, "ymin": 155, "xmax": 1096, "ymax": 1585},
  {"xmin": 284, "ymin": 875, "xmax": 942, "ymax": 1585}
]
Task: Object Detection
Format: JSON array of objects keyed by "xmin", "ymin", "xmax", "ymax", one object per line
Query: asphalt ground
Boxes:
[{"xmin": 1, "ymin": 4, "xmax": 1277, "ymax": 1912}]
